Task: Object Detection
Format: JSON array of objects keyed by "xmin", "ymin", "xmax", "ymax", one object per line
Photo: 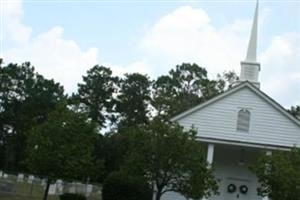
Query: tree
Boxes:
[
  {"xmin": 102, "ymin": 171, "xmax": 152, "ymax": 200},
  {"xmin": 122, "ymin": 119, "xmax": 218, "ymax": 200},
  {"xmin": 288, "ymin": 105, "xmax": 300, "ymax": 120},
  {"xmin": 93, "ymin": 131, "xmax": 130, "ymax": 180},
  {"xmin": 26, "ymin": 103, "xmax": 98, "ymax": 200},
  {"xmin": 116, "ymin": 73, "xmax": 152, "ymax": 128},
  {"xmin": 0, "ymin": 62, "xmax": 65, "ymax": 171},
  {"xmin": 152, "ymin": 63, "xmax": 237, "ymax": 119},
  {"xmin": 251, "ymin": 148, "xmax": 300, "ymax": 200},
  {"xmin": 74, "ymin": 65, "xmax": 117, "ymax": 127}
]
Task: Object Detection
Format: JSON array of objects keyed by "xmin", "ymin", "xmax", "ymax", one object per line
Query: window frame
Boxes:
[{"xmin": 236, "ymin": 108, "xmax": 251, "ymax": 133}]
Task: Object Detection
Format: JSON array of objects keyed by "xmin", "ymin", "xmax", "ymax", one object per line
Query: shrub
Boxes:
[
  {"xmin": 102, "ymin": 171, "xmax": 152, "ymax": 200},
  {"xmin": 59, "ymin": 193, "xmax": 86, "ymax": 200}
]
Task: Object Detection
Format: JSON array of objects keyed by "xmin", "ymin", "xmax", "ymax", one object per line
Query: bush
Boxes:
[
  {"xmin": 59, "ymin": 193, "xmax": 86, "ymax": 200},
  {"xmin": 102, "ymin": 171, "xmax": 152, "ymax": 200}
]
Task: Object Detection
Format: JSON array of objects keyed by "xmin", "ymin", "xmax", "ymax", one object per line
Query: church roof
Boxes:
[{"xmin": 171, "ymin": 81, "xmax": 300, "ymax": 128}]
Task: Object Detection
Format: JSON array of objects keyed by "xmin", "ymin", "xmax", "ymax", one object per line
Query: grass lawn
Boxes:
[
  {"xmin": 0, "ymin": 193, "xmax": 59, "ymax": 200},
  {"xmin": 0, "ymin": 193, "xmax": 100, "ymax": 200}
]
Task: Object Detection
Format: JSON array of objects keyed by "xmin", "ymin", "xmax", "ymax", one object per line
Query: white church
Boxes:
[{"xmin": 163, "ymin": 1, "xmax": 300, "ymax": 200}]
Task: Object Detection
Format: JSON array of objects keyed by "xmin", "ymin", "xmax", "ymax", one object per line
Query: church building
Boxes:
[{"xmin": 162, "ymin": 1, "xmax": 300, "ymax": 200}]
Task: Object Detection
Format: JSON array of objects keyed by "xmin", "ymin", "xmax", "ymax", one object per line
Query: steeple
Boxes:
[{"xmin": 239, "ymin": 0, "xmax": 261, "ymax": 88}]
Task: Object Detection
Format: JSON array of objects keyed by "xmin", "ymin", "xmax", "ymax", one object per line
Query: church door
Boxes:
[{"xmin": 223, "ymin": 178, "xmax": 253, "ymax": 200}]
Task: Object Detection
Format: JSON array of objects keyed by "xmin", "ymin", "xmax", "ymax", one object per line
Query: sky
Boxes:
[{"xmin": 0, "ymin": 0, "xmax": 299, "ymax": 108}]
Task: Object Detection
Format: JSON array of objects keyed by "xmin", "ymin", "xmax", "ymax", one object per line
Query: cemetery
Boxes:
[{"xmin": 0, "ymin": 171, "xmax": 101, "ymax": 200}]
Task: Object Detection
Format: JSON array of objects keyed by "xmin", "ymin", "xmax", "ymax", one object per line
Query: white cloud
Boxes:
[
  {"xmin": 140, "ymin": 6, "xmax": 251, "ymax": 77},
  {"xmin": 140, "ymin": 6, "xmax": 299, "ymax": 107},
  {"xmin": 2, "ymin": 2, "xmax": 299, "ymax": 107},
  {"xmin": 5, "ymin": 26, "xmax": 99, "ymax": 93},
  {"xmin": 3, "ymin": 0, "xmax": 99, "ymax": 93},
  {"xmin": 2, "ymin": 0, "xmax": 154, "ymax": 93},
  {"xmin": 2, "ymin": 0, "xmax": 31, "ymax": 45},
  {"xmin": 260, "ymin": 33, "xmax": 300, "ymax": 107},
  {"xmin": 107, "ymin": 60, "xmax": 154, "ymax": 78}
]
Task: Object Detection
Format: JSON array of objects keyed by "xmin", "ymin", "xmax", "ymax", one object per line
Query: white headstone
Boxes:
[
  {"xmin": 3, "ymin": 173, "xmax": 8, "ymax": 179},
  {"xmin": 86, "ymin": 184, "xmax": 93, "ymax": 196},
  {"xmin": 28, "ymin": 175, "xmax": 34, "ymax": 184},
  {"xmin": 77, "ymin": 183, "xmax": 86, "ymax": 193},
  {"xmin": 69, "ymin": 183, "xmax": 76, "ymax": 193},
  {"xmin": 48, "ymin": 184, "xmax": 57, "ymax": 195},
  {"xmin": 0, "ymin": 171, "xmax": 3, "ymax": 178},
  {"xmin": 17, "ymin": 173, "xmax": 24, "ymax": 182},
  {"xmin": 56, "ymin": 179, "xmax": 63, "ymax": 194}
]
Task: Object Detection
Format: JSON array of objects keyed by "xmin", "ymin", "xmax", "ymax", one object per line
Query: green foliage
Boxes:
[
  {"xmin": 26, "ymin": 103, "xmax": 97, "ymax": 181},
  {"xmin": 0, "ymin": 62, "xmax": 65, "ymax": 171},
  {"xmin": 288, "ymin": 105, "xmax": 300, "ymax": 120},
  {"xmin": 0, "ymin": 61, "xmax": 237, "ymax": 199},
  {"xmin": 94, "ymin": 132, "xmax": 130, "ymax": 179},
  {"xmin": 75, "ymin": 65, "xmax": 117, "ymax": 127},
  {"xmin": 251, "ymin": 148, "xmax": 300, "ymax": 200},
  {"xmin": 59, "ymin": 193, "xmax": 86, "ymax": 200},
  {"xmin": 122, "ymin": 119, "xmax": 218, "ymax": 200},
  {"xmin": 102, "ymin": 171, "xmax": 152, "ymax": 200},
  {"xmin": 152, "ymin": 63, "xmax": 237, "ymax": 119},
  {"xmin": 116, "ymin": 73, "xmax": 152, "ymax": 128}
]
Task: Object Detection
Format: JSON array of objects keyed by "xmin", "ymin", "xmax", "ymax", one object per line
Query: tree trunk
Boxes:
[
  {"xmin": 43, "ymin": 179, "xmax": 51, "ymax": 200},
  {"xmin": 155, "ymin": 189, "xmax": 162, "ymax": 200},
  {"xmin": 155, "ymin": 192, "xmax": 162, "ymax": 200}
]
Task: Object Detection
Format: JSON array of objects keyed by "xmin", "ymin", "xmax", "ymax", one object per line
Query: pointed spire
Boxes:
[
  {"xmin": 238, "ymin": 0, "xmax": 261, "ymax": 88},
  {"xmin": 245, "ymin": 0, "xmax": 259, "ymax": 62}
]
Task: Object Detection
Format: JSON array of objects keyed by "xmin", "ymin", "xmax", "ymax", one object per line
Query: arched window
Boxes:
[{"xmin": 237, "ymin": 109, "xmax": 251, "ymax": 132}]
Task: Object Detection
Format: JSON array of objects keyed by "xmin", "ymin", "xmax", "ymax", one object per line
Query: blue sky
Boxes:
[{"xmin": 1, "ymin": 0, "xmax": 300, "ymax": 107}]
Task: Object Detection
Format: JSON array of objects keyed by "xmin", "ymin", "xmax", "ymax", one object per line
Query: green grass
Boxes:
[
  {"xmin": 0, "ymin": 193, "xmax": 100, "ymax": 200},
  {"xmin": 13, "ymin": 181, "xmax": 45, "ymax": 195},
  {"xmin": 0, "ymin": 193, "xmax": 59, "ymax": 200}
]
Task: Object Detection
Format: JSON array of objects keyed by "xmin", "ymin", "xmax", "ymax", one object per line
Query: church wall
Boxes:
[
  {"xmin": 211, "ymin": 144, "xmax": 261, "ymax": 200},
  {"xmin": 160, "ymin": 144, "xmax": 262, "ymax": 200},
  {"xmin": 177, "ymin": 87, "xmax": 300, "ymax": 148}
]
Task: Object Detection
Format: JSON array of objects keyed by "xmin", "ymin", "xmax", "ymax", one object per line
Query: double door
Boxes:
[{"xmin": 223, "ymin": 178, "xmax": 252, "ymax": 200}]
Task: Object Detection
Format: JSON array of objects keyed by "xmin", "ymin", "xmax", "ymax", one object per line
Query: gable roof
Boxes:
[{"xmin": 171, "ymin": 81, "xmax": 300, "ymax": 128}]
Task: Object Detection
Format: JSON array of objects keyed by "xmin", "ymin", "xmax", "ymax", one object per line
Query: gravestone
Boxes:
[
  {"xmin": 17, "ymin": 173, "xmax": 24, "ymax": 182},
  {"xmin": 68, "ymin": 182, "xmax": 76, "ymax": 193},
  {"xmin": 48, "ymin": 184, "xmax": 57, "ymax": 195},
  {"xmin": 0, "ymin": 171, "xmax": 3, "ymax": 178},
  {"xmin": 27, "ymin": 175, "xmax": 34, "ymax": 184},
  {"xmin": 76, "ymin": 183, "xmax": 86, "ymax": 193},
  {"xmin": 56, "ymin": 179, "xmax": 63, "ymax": 194},
  {"xmin": 3, "ymin": 173, "xmax": 8, "ymax": 179},
  {"xmin": 86, "ymin": 184, "xmax": 93, "ymax": 196}
]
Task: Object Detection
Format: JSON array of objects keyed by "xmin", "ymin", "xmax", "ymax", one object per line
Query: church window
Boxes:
[{"xmin": 237, "ymin": 109, "xmax": 251, "ymax": 132}]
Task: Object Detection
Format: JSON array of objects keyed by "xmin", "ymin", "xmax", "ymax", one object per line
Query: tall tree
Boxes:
[
  {"xmin": 0, "ymin": 62, "xmax": 65, "ymax": 171},
  {"xmin": 26, "ymin": 103, "xmax": 98, "ymax": 200},
  {"xmin": 252, "ymin": 149, "xmax": 300, "ymax": 200},
  {"xmin": 116, "ymin": 73, "xmax": 152, "ymax": 128},
  {"xmin": 216, "ymin": 70, "xmax": 239, "ymax": 91},
  {"xmin": 153, "ymin": 63, "xmax": 236, "ymax": 119},
  {"xmin": 75, "ymin": 65, "xmax": 117, "ymax": 128},
  {"xmin": 122, "ymin": 119, "xmax": 218, "ymax": 200},
  {"xmin": 288, "ymin": 105, "xmax": 300, "ymax": 120}
]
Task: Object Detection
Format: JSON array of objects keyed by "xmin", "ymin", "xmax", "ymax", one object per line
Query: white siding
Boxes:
[
  {"xmin": 161, "ymin": 145, "xmax": 263, "ymax": 200},
  {"xmin": 177, "ymin": 87, "xmax": 300, "ymax": 148},
  {"xmin": 212, "ymin": 145, "xmax": 261, "ymax": 200}
]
